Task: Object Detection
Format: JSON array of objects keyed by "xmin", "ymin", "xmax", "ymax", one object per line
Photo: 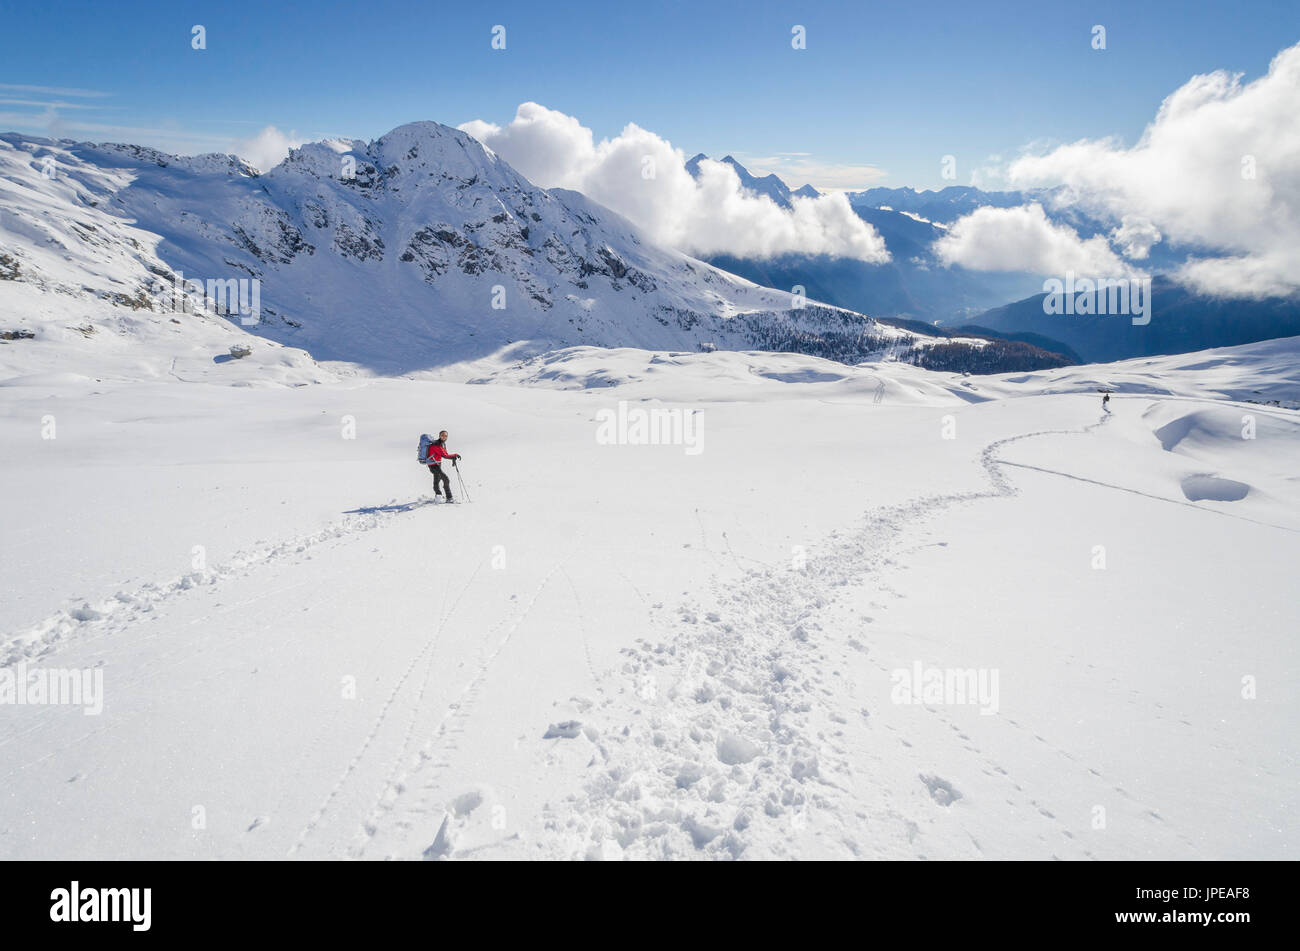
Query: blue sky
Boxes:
[{"xmin": 2, "ymin": 0, "xmax": 1296, "ymax": 189}]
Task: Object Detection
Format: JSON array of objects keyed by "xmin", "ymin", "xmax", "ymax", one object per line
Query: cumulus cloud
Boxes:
[
  {"xmin": 234, "ymin": 125, "xmax": 303, "ymax": 173},
  {"xmin": 1109, "ymin": 216, "xmax": 1163, "ymax": 260},
  {"xmin": 934, "ymin": 203, "xmax": 1135, "ymax": 278},
  {"xmin": 931, "ymin": 42, "xmax": 1300, "ymax": 296},
  {"xmin": 459, "ymin": 102, "xmax": 889, "ymax": 263},
  {"xmin": 1005, "ymin": 42, "xmax": 1300, "ymax": 297}
]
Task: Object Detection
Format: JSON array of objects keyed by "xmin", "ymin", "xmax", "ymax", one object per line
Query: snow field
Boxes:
[{"xmin": 1, "ymin": 344, "xmax": 1297, "ymax": 859}]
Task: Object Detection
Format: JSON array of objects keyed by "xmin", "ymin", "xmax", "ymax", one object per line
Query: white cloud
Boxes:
[
  {"xmin": 933, "ymin": 203, "xmax": 1135, "ymax": 277},
  {"xmin": 1001, "ymin": 42, "xmax": 1300, "ymax": 297},
  {"xmin": 0, "ymin": 98, "xmax": 103, "ymax": 110},
  {"xmin": 234, "ymin": 125, "xmax": 302, "ymax": 173},
  {"xmin": 1109, "ymin": 215, "xmax": 1162, "ymax": 260},
  {"xmin": 0, "ymin": 84, "xmax": 111, "ymax": 99},
  {"xmin": 459, "ymin": 102, "xmax": 889, "ymax": 263}
]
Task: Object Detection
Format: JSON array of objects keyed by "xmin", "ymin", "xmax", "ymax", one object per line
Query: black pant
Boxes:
[{"xmin": 428, "ymin": 464, "xmax": 452, "ymax": 498}]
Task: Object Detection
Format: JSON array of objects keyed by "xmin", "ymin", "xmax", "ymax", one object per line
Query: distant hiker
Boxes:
[{"xmin": 420, "ymin": 430, "xmax": 461, "ymax": 501}]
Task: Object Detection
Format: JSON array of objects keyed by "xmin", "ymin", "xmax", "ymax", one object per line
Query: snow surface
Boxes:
[{"xmin": 1, "ymin": 330, "xmax": 1296, "ymax": 860}]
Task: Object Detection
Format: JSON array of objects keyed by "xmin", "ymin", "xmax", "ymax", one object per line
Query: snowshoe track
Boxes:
[
  {"xmin": 0, "ymin": 497, "xmax": 441, "ymax": 667},
  {"xmin": 536, "ymin": 412, "xmax": 1117, "ymax": 859}
]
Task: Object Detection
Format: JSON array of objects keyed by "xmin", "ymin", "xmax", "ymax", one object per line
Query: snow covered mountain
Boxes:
[
  {"xmin": 848, "ymin": 185, "xmax": 1030, "ymax": 225},
  {"xmin": 974, "ymin": 277, "xmax": 1300, "ymax": 364},
  {"xmin": 681, "ymin": 170, "xmax": 1300, "ymax": 351},
  {"xmin": 683, "ymin": 153, "xmax": 820, "ymax": 209},
  {"xmin": 683, "ymin": 157, "xmax": 1046, "ymax": 323},
  {"xmin": 848, "ymin": 184, "xmax": 1201, "ymax": 278},
  {"xmin": 1, "ymin": 124, "xmax": 934, "ymax": 377}
]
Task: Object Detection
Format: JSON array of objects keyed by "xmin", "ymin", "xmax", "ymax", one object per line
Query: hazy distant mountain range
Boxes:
[{"xmin": 688, "ymin": 157, "xmax": 1300, "ymax": 361}]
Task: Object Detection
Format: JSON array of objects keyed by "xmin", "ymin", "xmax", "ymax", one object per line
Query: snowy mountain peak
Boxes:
[
  {"xmin": 0, "ymin": 124, "xmax": 929, "ymax": 377},
  {"xmin": 275, "ymin": 121, "xmax": 513, "ymax": 189},
  {"xmin": 685, "ymin": 153, "xmax": 819, "ymax": 208},
  {"xmin": 370, "ymin": 120, "xmax": 509, "ymax": 180}
]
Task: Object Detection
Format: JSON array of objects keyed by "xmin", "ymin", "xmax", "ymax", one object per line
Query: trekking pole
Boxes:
[{"xmin": 453, "ymin": 459, "xmax": 472, "ymax": 502}]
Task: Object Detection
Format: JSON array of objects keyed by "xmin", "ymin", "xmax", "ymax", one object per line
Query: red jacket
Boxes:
[{"xmin": 430, "ymin": 442, "xmax": 459, "ymax": 465}]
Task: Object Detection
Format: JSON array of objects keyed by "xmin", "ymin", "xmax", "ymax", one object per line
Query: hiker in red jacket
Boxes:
[{"xmin": 427, "ymin": 430, "xmax": 461, "ymax": 501}]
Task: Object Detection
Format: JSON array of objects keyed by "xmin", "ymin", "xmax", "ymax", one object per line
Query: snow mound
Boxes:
[
  {"xmin": 1152, "ymin": 409, "xmax": 1250, "ymax": 453},
  {"xmin": 0, "ymin": 371, "xmax": 97, "ymax": 388}
]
